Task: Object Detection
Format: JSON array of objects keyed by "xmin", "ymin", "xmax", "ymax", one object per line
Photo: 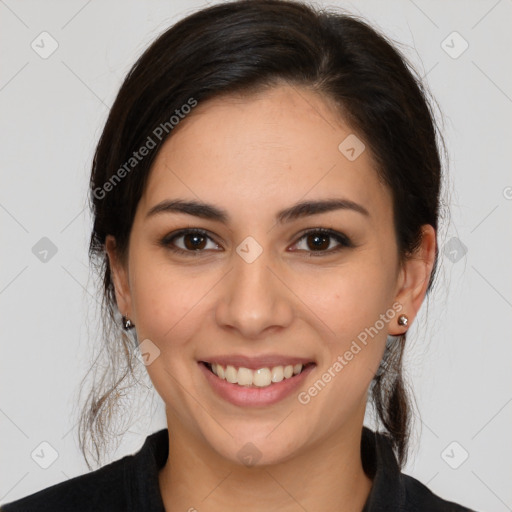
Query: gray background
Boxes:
[{"xmin": 1, "ymin": 0, "xmax": 511, "ymax": 510}]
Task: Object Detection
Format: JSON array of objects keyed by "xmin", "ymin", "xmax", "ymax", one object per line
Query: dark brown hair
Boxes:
[{"xmin": 79, "ymin": 0, "xmax": 444, "ymax": 470}]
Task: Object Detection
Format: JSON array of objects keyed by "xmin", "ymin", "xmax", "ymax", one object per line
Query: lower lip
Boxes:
[{"xmin": 199, "ymin": 362, "xmax": 315, "ymax": 407}]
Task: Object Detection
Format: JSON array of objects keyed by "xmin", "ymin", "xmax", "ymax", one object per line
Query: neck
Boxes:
[{"xmin": 158, "ymin": 411, "xmax": 373, "ymax": 512}]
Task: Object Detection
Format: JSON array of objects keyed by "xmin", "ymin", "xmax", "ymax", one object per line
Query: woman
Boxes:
[{"xmin": 1, "ymin": 0, "xmax": 477, "ymax": 510}]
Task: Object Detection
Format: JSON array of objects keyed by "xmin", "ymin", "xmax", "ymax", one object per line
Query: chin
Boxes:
[{"xmin": 207, "ymin": 424, "xmax": 307, "ymax": 468}]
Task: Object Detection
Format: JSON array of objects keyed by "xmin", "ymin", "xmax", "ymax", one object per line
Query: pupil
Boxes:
[
  {"xmin": 185, "ymin": 233, "xmax": 206, "ymax": 250},
  {"xmin": 308, "ymin": 234, "xmax": 329, "ymax": 251}
]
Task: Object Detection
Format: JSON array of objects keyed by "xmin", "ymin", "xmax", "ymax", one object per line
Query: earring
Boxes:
[
  {"xmin": 122, "ymin": 314, "xmax": 135, "ymax": 330},
  {"xmin": 397, "ymin": 314, "xmax": 409, "ymax": 327}
]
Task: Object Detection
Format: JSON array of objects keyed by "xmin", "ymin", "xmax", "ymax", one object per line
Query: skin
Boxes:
[{"xmin": 106, "ymin": 83, "xmax": 436, "ymax": 511}]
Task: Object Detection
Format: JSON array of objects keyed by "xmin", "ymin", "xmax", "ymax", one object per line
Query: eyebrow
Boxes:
[{"xmin": 145, "ymin": 197, "xmax": 370, "ymax": 224}]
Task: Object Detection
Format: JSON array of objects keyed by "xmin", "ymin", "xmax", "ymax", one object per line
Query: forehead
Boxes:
[{"xmin": 140, "ymin": 84, "xmax": 391, "ymax": 224}]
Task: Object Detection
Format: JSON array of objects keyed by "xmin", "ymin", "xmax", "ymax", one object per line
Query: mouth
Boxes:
[{"xmin": 200, "ymin": 361, "xmax": 316, "ymax": 389}]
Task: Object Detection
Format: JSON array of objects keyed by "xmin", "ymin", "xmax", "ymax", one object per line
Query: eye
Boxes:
[
  {"xmin": 160, "ymin": 228, "xmax": 221, "ymax": 254},
  {"xmin": 291, "ymin": 228, "xmax": 353, "ymax": 256},
  {"xmin": 160, "ymin": 227, "xmax": 353, "ymax": 257}
]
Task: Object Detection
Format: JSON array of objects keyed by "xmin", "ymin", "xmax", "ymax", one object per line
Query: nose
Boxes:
[{"xmin": 215, "ymin": 244, "xmax": 294, "ymax": 339}]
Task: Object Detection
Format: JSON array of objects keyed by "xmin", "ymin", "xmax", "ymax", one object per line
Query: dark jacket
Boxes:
[{"xmin": 1, "ymin": 427, "xmax": 476, "ymax": 511}]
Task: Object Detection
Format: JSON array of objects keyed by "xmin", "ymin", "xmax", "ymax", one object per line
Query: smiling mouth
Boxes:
[{"xmin": 201, "ymin": 361, "xmax": 316, "ymax": 388}]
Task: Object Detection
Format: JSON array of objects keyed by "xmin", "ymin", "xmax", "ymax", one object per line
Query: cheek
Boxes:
[
  {"xmin": 293, "ymin": 280, "xmax": 391, "ymax": 426},
  {"xmin": 131, "ymin": 261, "xmax": 209, "ymax": 348},
  {"xmin": 294, "ymin": 251, "xmax": 397, "ymax": 393},
  {"xmin": 295, "ymin": 256, "xmax": 395, "ymax": 336},
  {"xmin": 128, "ymin": 255, "xmax": 213, "ymax": 416}
]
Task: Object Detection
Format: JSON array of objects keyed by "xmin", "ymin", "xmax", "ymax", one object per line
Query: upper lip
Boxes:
[{"xmin": 199, "ymin": 355, "xmax": 315, "ymax": 370}]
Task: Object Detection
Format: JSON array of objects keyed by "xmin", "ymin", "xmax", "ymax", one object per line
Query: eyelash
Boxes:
[{"xmin": 159, "ymin": 227, "xmax": 354, "ymax": 257}]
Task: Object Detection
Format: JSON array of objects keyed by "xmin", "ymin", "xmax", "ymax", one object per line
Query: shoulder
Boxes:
[
  {"xmin": 400, "ymin": 473, "xmax": 477, "ymax": 512},
  {"xmin": 0, "ymin": 455, "xmax": 131, "ymax": 512},
  {"xmin": 361, "ymin": 427, "xmax": 477, "ymax": 512},
  {"xmin": 0, "ymin": 429, "xmax": 168, "ymax": 512}
]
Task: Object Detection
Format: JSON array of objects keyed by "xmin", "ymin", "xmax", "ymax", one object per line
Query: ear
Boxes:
[
  {"xmin": 389, "ymin": 224, "xmax": 437, "ymax": 335},
  {"xmin": 105, "ymin": 235, "xmax": 132, "ymax": 319}
]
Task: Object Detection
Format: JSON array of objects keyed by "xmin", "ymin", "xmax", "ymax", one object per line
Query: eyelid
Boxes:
[
  {"xmin": 290, "ymin": 227, "xmax": 354, "ymax": 253},
  {"xmin": 161, "ymin": 228, "xmax": 222, "ymax": 253}
]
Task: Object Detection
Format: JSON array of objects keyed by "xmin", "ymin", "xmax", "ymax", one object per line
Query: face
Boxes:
[{"xmin": 107, "ymin": 84, "xmax": 433, "ymax": 466}]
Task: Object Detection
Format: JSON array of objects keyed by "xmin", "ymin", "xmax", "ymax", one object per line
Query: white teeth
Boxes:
[
  {"xmin": 208, "ymin": 362, "xmax": 306, "ymax": 388},
  {"xmin": 225, "ymin": 365, "xmax": 237, "ymax": 383},
  {"xmin": 237, "ymin": 367, "xmax": 253, "ymax": 386},
  {"xmin": 271, "ymin": 366, "xmax": 284, "ymax": 383},
  {"xmin": 253, "ymin": 368, "xmax": 272, "ymax": 387},
  {"xmin": 216, "ymin": 364, "xmax": 225, "ymax": 379},
  {"xmin": 283, "ymin": 365, "xmax": 294, "ymax": 379}
]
